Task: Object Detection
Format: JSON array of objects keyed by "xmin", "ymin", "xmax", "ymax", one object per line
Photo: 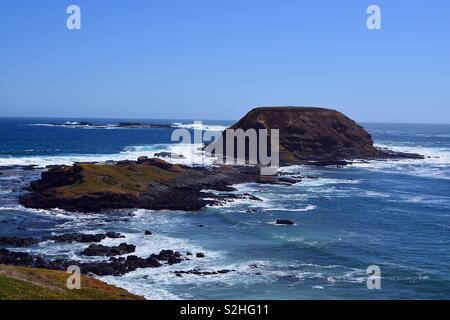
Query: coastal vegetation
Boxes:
[{"xmin": 0, "ymin": 264, "xmax": 143, "ymax": 300}]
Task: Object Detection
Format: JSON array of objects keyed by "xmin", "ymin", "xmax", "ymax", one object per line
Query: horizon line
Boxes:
[{"xmin": 0, "ymin": 115, "xmax": 449, "ymax": 126}]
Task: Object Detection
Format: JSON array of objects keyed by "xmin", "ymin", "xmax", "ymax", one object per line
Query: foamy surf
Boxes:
[
  {"xmin": 0, "ymin": 143, "xmax": 214, "ymax": 168},
  {"xmin": 171, "ymin": 122, "xmax": 227, "ymax": 132},
  {"xmin": 350, "ymin": 144, "xmax": 450, "ymax": 180}
]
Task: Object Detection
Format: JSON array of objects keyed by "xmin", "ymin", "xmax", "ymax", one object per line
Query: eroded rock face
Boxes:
[{"xmin": 210, "ymin": 107, "xmax": 423, "ymax": 165}]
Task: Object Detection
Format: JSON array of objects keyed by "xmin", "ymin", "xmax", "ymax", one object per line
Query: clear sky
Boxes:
[{"xmin": 0, "ymin": 0, "xmax": 449, "ymax": 123}]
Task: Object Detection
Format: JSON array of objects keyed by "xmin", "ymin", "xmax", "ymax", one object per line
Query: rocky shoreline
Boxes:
[
  {"xmin": 0, "ymin": 232, "xmax": 209, "ymax": 277},
  {"xmin": 0, "ymin": 107, "xmax": 429, "ymax": 299}
]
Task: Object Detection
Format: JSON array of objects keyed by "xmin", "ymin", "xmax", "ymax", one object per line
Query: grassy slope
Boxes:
[
  {"xmin": 58, "ymin": 162, "xmax": 183, "ymax": 197},
  {"xmin": 0, "ymin": 264, "xmax": 144, "ymax": 300}
]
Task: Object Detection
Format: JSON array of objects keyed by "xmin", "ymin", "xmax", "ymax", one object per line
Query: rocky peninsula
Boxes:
[{"xmin": 19, "ymin": 157, "xmax": 280, "ymax": 212}]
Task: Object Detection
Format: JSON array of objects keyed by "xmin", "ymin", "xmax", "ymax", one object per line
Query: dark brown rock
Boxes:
[
  {"xmin": 49, "ymin": 233, "xmax": 107, "ymax": 243},
  {"xmin": 81, "ymin": 243, "xmax": 136, "ymax": 257},
  {"xmin": 209, "ymin": 106, "xmax": 423, "ymax": 165},
  {"xmin": 0, "ymin": 237, "xmax": 39, "ymax": 247},
  {"xmin": 276, "ymin": 219, "xmax": 295, "ymax": 225},
  {"xmin": 105, "ymin": 232, "xmax": 124, "ymax": 239}
]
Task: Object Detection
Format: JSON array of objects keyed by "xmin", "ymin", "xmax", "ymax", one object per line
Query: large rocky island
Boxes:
[
  {"xmin": 210, "ymin": 107, "xmax": 423, "ymax": 165},
  {"xmin": 19, "ymin": 107, "xmax": 422, "ymax": 213}
]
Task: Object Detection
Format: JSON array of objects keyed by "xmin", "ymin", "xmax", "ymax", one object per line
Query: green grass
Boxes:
[
  {"xmin": 0, "ymin": 265, "xmax": 143, "ymax": 300},
  {"xmin": 57, "ymin": 162, "xmax": 182, "ymax": 197}
]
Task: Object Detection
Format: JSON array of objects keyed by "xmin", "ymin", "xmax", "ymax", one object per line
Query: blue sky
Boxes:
[{"xmin": 0, "ymin": 0, "xmax": 449, "ymax": 123}]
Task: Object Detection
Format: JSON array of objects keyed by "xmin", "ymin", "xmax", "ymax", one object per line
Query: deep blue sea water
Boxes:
[{"xmin": 0, "ymin": 118, "xmax": 449, "ymax": 299}]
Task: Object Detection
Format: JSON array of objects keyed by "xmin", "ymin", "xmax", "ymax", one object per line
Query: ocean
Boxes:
[{"xmin": 0, "ymin": 118, "xmax": 449, "ymax": 299}]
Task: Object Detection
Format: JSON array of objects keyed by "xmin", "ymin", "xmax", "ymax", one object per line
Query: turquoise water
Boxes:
[{"xmin": 0, "ymin": 119, "xmax": 449, "ymax": 299}]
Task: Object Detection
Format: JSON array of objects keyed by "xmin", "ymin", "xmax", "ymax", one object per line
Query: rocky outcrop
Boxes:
[
  {"xmin": 0, "ymin": 248, "xmax": 188, "ymax": 276},
  {"xmin": 154, "ymin": 152, "xmax": 186, "ymax": 159},
  {"xmin": 0, "ymin": 237, "xmax": 39, "ymax": 247},
  {"xmin": 49, "ymin": 233, "xmax": 124, "ymax": 243},
  {"xmin": 81, "ymin": 243, "xmax": 136, "ymax": 257},
  {"xmin": 19, "ymin": 158, "xmax": 291, "ymax": 212},
  {"xmin": 0, "ymin": 233, "xmax": 126, "ymax": 248},
  {"xmin": 173, "ymin": 268, "xmax": 234, "ymax": 277},
  {"xmin": 209, "ymin": 107, "xmax": 423, "ymax": 165},
  {"xmin": 276, "ymin": 219, "xmax": 295, "ymax": 225}
]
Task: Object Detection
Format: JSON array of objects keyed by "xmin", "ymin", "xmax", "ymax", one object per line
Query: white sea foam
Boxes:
[
  {"xmin": 350, "ymin": 144, "xmax": 450, "ymax": 180},
  {"xmin": 0, "ymin": 143, "xmax": 214, "ymax": 168},
  {"xmin": 0, "ymin": 204, "xmax": 78, "ymax": 219},
  {"xmin": 312, "ymin": 286, "xmax": 324, "ymax": 289},
  {"xmin": 265, "ymin": 204, "xmax": 317, "ymax": 212},
  {"xmin": 171, "ymin": 122, "xmax": 227, "ymax": 132},
  {"xmin": 127, "ymin": 143, "xmax": 216, "ymax": 166},
  {"xmin": 296, "ymin": 178, "xmax": 361, "ymax": 187},
  {"xmin": 362, "ymin": 190, "xmax": 392, "ymax": 198},
  {"xmin": 29, "ymin": 123, "xmax": 119, "ymax": 129}
]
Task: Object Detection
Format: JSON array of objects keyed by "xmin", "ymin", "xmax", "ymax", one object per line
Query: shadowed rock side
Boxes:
[
  {"xmin": 19, "ymin": 157, "xmax": 287, "ymax": 212},
  {"xmin": 208, "ymin": 107, "xmax": 423, "ymax": 165}
]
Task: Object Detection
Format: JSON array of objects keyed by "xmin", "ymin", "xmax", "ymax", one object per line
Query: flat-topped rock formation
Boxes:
[
  {"xmin": 19, "ymin": 157, "xmax": 292, "ymax": 212},
  {"xmin": 209, "ymin": 107, "xmax": 423, "ymax": 165}
]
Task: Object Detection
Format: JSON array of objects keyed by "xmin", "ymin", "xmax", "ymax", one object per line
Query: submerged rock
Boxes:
[
  {"xmin": 105, "ymin": 232, "xmax": 124, "ymax": 239},
  {"xmin": 154, "ymin": 152, "xmax": 186, "ymax": 159},
  {"xmin": 276, "ymin": 219, "xmax": 295, "ymax": 225}
]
